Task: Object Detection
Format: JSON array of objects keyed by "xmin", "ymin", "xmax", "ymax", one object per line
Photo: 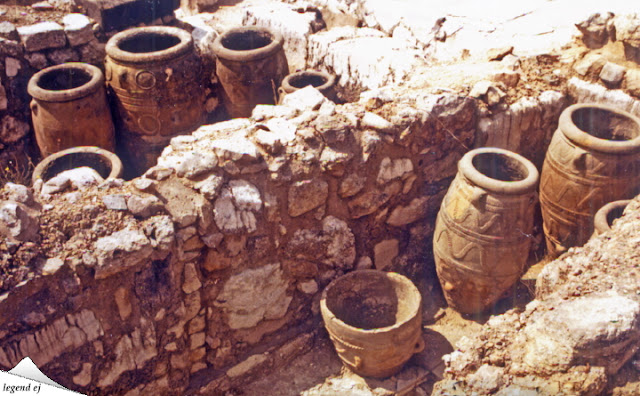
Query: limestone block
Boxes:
[
  {"xmin": 213, "ymin": 180, "xmax": 262, "ymax": 233},
  {"xmin": 46, "ymin": 47, "xmax": 80, "ymax": 65},
  {"xmin": 94, "ymin": 228, "xmax": 154, "ymax": 279},
  {"xmin": 4, "ymin": 58, "xmax": 20, "ymax": 77},
  {"xmin": 0, "ymin": 201, "xmax": 39, "ymax": 242},
  {"xmin": 73, "ymin": 363, "xmax": 93, "ymax": 387},
  {"xmin": 24, "ymin": 52, "xmax": 48, "ymax": 69},
  {"xmin": 377, "ymin": 157, "xmax": 413, "ymax": 185},
  {"xmin": 182, "ymin": 262, "xmax": 202, "ymax": 294},
  {"xmin": 214, "ymin": 263, "xmax": 290, "ymax": 329},
  {"xmin": 599, "ymin": 62, "xmax": 626, "ymax": 88},
  {"xmin": 0, "ymin": 22, "xmax": 18, "ymax": 41},
  {"xmin": 17, "ymin": 22, "xmax": 66, "ymax": 52},
  {"xmin": 569, "ymin": 77, "xmax": 640, "ymax": 118},
  {"xmin": 287, "ymin": 216, "xmax": 356, "ymax": 270},
  {"xmin": 114, "ymin": 288, "xmax": 133, "ymax": 321},
  {"xmin": 614, "ymin": 13, "xmax": 640, "ymax": 63},
  {"xmin": 102, "ymin": 194, "xmax": 128, "ymax": 211},
  {"xmin": 0, "ymin": 38, "xmax": 23, "ymax": 58},
  {"xmin": 308, "ymin": 27, "xmax": 428, "ymax": 100},
  {"xmin": 361, "ymin": 111, "xmax": 393, "ymax": 132},
  {"xmin": 127, "ymin": 194, "xmax": 164, "ymax": 218},
  {"xmin": 3, "ymin": 183, "xmax": 34, "ymax": 205},
  {"xmin": 157, "ymin": 150, "xmax": 218, "ymax": 179},
  {"xmin": 386, "ymin": 196, "xmax": 429, "ymax": 226},
  {"xmin": 243, "ymin": 3, "xmax": 323, "ymax": 71},
  {"xmin": 348, "ymin": 181, "xmax": 401, "ymax": 219},
  {"xmin": 42, "ymin": 257, "xmax": 64, "ymax": 275},
  {"xmin": 339, "ymin": 174, "xmax": 366, "ymax": 198},
  {"xmin": 573, "ymin": 52, "xmax": 606, "ymax": 77},
  {"xmin": 374, "ymin": 238, "xmax": 399, "ymax": 270},
  {"xmin": 63, "ymin": 13, "xmax": 94, "ymax": 46},
  {"xmin": 288, "ymin": 179, "xmax": 329, "ymax": 217},
  {"xmin": 155, "ymin": 177, "xmax": 213, "ymax": 229},
  {"xmin": 41, "ymin": 167, "xmax": 104, "ymax": 194},
  {"xmin": 625, "ymin": 69, "xmax": 640, "ymax": 98},
  {"xmin": 282, "ymin": 86, "xmax": 327, "ymax": 112},
  {"xmin": 575, "ymin": 12, "xmax": 614, "ymax": 49}
]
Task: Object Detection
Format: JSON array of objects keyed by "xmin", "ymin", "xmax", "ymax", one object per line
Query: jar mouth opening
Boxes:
[
  {"xmin": 220, "ymin": 29, "xmax": 273, "ymax": 51},
  {"xmin": 288, "ymin": 72, "xmax": 328, "ymax": 89},
  {"xmin": 117, "ymin": 32, "xmax": 181, "ymax": 54},
  {"xmin": 571, "ymin": 107, "xmax": 640, "ymax": 141},
  {"xmin": 471, "ymin": 152, "xmax": 528, "ymax": 182},
  {"xmin": 38, "ymin": 67, "xmax": 92, "ymax": 91},
  {"xmin": 606, "ymin": 204, "xmax": 626, "ymax": 227}
]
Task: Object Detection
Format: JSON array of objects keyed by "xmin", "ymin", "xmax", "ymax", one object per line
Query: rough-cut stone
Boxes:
[
  {"xmin": 0, "ymin": 38, "xmax": 22, "ymax": 58},
  {"xmin": 42, "ymin": 257, "xmax": 64, "ymax": 275},
  {"xmin": 41, "ymin": 167, "xmax": 104, "ymax": 194},
  {"xmin": 73, "ymin": 363, "xmax": 92, "ymax": 387},
  {"xmin": 102, "ymin": 194, "xmax": 128, "ymax": 211},
  {"xmin": 5, "ymin": 58, "xmax": 20, "ymax": 78},
  {"xmin": 215, "ymin": 263, "xmax": 291, "ymax": 329},
  {"xmin": 0, "ymin": 201, "xmax": 40, "ymax": 242},
  {"xmin": 24, "ymin": 52, "xmax": 48, "ymax": 69},
  {"xmin": 114, "ymin": 288, "xmax": 132, "ymax": 321},
  {"xmin": 76, "ymin": 0, "xmax": 179, "ymax": 32},
  {"xmin": 94, "ymin": 228, "xmax": 154, "ymax": 279},
  {"xmin": 3, "ymin": 183, "xmax": 33, "ymax": 205},
  {"xmin": 625, "ymin": 69, "xmax": 640, "ymax": 98},
  {"xmin": 573, "ymin": 52, "xmax": 606, "ymax": 77},
  {"xmin": 213, "ymin": 180, "xmax": 262, "ymax": 234},
  {"xmin": 374, "ymin": 239, "xmax": 399, "ymax": 270},
  {"xmin": 243, "ymin": 3, "xmax": 323, "ymax": 70},
  {"xmin": 155, "ymin": 177, "xmax": 212, "ymax": 229},
  {"xmin": 182, "ymin": 263, "xmax": 202, "ymax": 294},
  {"xmin": 17, "ymin": 22, "xmax": 66, "ymax": 52},
  {"xmin": 158, "ymin": 150, "xmax": 218, "ymax": 179},
  {"xmin": 62, "ymin": 13, "xmax": 94, "ymax": 46},
  {"xmin": 361, "ymin": 111, "xmax": 393, "ymax": 132},
  {"xmin": 0, "ymin": 22, "xmax": 18, "ymax": 41},
  {"xmin": 569, "ymin": 77, "xmax": 640, "ymax": 117},
  {"xmin": 127, "ymin": 194, "xmax": 164, "ymax": 218},
  {"xmin": 387, "ymin": 196, "xmax": 429, "ymax": 226},
  {"xmin": 377, "ymin": 157, "xmax": 413, "ymax": 185},
  {"xmin": 339, "ymin": 174, "xmax": 366, "ymax": 198},
  {"xmin": 46, "ymin": 47, "xmax": 79, "ymax": 65},
  {"xmin": 614, "ymin": 13, "xmax": 640, "ymax": 63},
  {"xmin": 0, "ymin": 83, "xmax": 6, "ymax": 111},
  {"xmin": 599, "ymin": 62, "xmax": 626, "ymax": 87},
  {"xmin": 287, "ymin": 216, "xmax": 356, "ymax": 270},
  {"xmin": 288, "ymin": 179, "xmax": 329, "ymax": 217},
  {"xmin": 226, "ymin": 354, "xmax": 268, "ymax": 378},
  {"xmin": 348, "ymin": 181, "xmax": 401, "ymax": 219},
  {"xmin": 297, "ymin": 280, "xmax": 319, "ymax": 294},
  {"xmin": 0, "ymin": 116, "xmax": 28, "ymax": 144},
  {"xmin": 575, "ymin": 12, "xmax": 614, "ymax": 49},
  {"xmin": 282, "ymin": 86, "xmax": 327, "ymax": 112}
]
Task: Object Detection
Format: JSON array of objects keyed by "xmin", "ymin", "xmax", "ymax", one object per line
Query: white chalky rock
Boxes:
[
  {"xmin": 377, "ymin": 157, "xmax": 413, "ymax": 185},
  {"xmin": 41, "ymin": 167, "xmax": 104, "ymax": 194},
  {"xmin": 281, "ymin": 86, "xmax": 327, "ymax": 112},
  {"xmin": 213, "ymin": 180, "xmax": 262, "ymax": 233},
  {"xmin": 215, "ymin": 263, "xmax": 291, "ymax": 329}
]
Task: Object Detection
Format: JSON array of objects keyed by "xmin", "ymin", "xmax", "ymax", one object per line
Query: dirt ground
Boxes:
[{"xmin": 0, "ymin": 0, "xmax": 78, "ymax": 26}]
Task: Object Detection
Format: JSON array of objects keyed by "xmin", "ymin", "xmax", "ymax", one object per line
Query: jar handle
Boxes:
[
  {"xmin": 334, "ymin": 345, "xmax": 363, "ymax": 369},
  {"xmin": 413, "ymin": 336, "xmax": 426, "ymax": 354},
  {"xmin": 469, "ymin": 186, "xmax": 487, "ymax": 207},
  {"xmin": 30, "ymin": 100, "xmax": 38, "ymax": 116},
  {"xmin": 572, "ymin": 150, "xmax": 588, "ymax": 170}
]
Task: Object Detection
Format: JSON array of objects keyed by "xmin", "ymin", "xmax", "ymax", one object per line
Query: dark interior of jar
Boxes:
[
  {"xmin": 42, "ymin": 153, "xmax": 112, "ymax": 181},
  {"xmin": 119, "ymin": 33, "xmax": 180, "ymax": 53},
  {"xmin": 38, "ymin": 68, "xmax": 92, "ymax": 91},
  {"xmin": 326, "ymin": 273, "xmax": 417, "ymax": 330},
  {"xmin": 289, "ymin": 73, "xmax": 328, "ymax": 89},
  {"xmin": 572, "ymin": 107, "xmax": 639, "ymax": 141},
  {"xmin": 472, "ymin": 152, "xmax": 528, "ymax": 182},
  {"xmin": 606, "ymin": 205, "xmax": 626, "ymax": 227},
  {"xmin": 221, "ymin": 30, "xmax": 272, "ymax": 51}
]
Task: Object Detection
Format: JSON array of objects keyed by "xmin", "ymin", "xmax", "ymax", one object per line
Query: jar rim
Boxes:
[
  {"xmin": 213, "ymin": 26, "xmax": 284, "ymax": 62},
  {"xmin": 28, "ymin": 63, "xmax": 104, "ymax": 102},
  {"xmin": 106, "ymin": 26, "xmax": 193, "ymax": 64}
]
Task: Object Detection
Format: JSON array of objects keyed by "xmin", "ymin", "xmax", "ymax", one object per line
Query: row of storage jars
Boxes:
[
  {"xmin": 433, "ymin": 103, "xmax": 640, "ymax": 314},
  {"xmin": 28, "ymin": 25, "xmax": 336, "ymax": 176}
]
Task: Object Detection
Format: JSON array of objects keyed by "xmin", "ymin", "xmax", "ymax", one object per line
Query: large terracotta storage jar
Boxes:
[
  {"xmin": 320, "ymin": 270, "xmax": 424, "ymax": 378},
  {"xmin": 32, "ymin": 146, "xmax": 123, "ymax": 185},
  {"xmin": 28, "ymin": 63, "xmax": 115, "ymax": 158},
  {"xmin": 213, "ymin": 26, "xmax": 289, "ymax": 118},
  {"xmin": 591, "ymin": 199, "xmax": 631, "ymax": 239},
  {"xmin": 433, "ymin": 147, "xmax": 539, "ymax": 314},
  {"xmin": 105, "ymin": 26, "xmax": 206, "ymax": 175},
  {"xmin": 540, "ymin": 104, "xmax": 640, "ymax": 257}
]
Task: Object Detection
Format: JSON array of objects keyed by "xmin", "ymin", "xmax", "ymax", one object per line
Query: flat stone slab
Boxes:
[
  {"xmin": 74, "ymin": 0, "xmax": 179, "ymax": 31},
  {"xmin": 17, "ymin": 22, "xmax": 66, "ymax": 52}
]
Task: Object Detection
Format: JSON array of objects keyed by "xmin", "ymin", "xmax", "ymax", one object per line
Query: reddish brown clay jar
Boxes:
[
  {"xmin": 433, "ymin": 147, "xmax": 539, "ymax": 314},
  {"xmin": 28, "ymin": 62, "xmax": 115, "ymax": 158},
  {"xmin": 540, "ymin": 104, "xmax": 640, "ymax": 257},
  {"xmin": 320, "ymin": 270, "xmax": 424, "ymax": 378},
  {"xmin": 213, "ymin": 26, "xmax": 289, "ymax": 118},
  {"xmin": 105, "ymin": 26, "xmax": 206, "ymax": 175},
  {"xmin": 278, "ymin": 70, "xmax": 336, "ymax": 103}
]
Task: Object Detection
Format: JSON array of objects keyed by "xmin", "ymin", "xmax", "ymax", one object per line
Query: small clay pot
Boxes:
[
  {"xmin": 540, "ymin": 104, "xmax": 640, "ymax": 257},
  {"xmin": 591, "ymin": 199, "xmax": 631, "ymax": 239},
  {"xmin": 320, "ymin": 270, "xmax": 424, "ymax": 378},
  {"xmin": 433, "ymin": 147, "xmax": 539, "ymax": 314},
  {"xmin": 278, "ymin": 70, "xmax": 336, "ymax": 103},
  {"xmin": 28, "ymin": 62, "xmax": 115, "ymax": 158},
  {"xmin": 105, "ymin": 26, "xmax": 207, "ymax": 175},
  {"xmin": 32, "ymin": 146, "xmax": 123, "ymax": 185},
  {"xmin": 213, "ymin": 26, "xmax": 289, "ymax": 118}
]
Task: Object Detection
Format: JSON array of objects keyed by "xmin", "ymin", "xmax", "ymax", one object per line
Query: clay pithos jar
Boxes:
[
  {"xmin": 213, "ymin": 26, "xmax": 289, "ymax": 118},
  {"xmin": 540, "ymin": 104, "xmax": 640, "ymax": 257},
  {"xmin": 28, "ymin": 62, "xmax": 115, "ymax": 158},
  {"xmin": 32, "ymin": 146, "xmax": 123, "ymax": 185},
  {"xmin": 320, "ymin": 270, "xmax": 424, "ymax": 378},
  {"xmin": 433, "ymin": 147, "xmax": 539, "ymax": 315},
  {"xmin": 591, "ymin": 199, "xmax": 631, "ymax": 239},
  {"xmin": 278, "ymin": 70, "xmax": 336, "ymax": 103},
  {"xmin": 105, "ymin": 26, "xmax": 206, "ymax": 175}
]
